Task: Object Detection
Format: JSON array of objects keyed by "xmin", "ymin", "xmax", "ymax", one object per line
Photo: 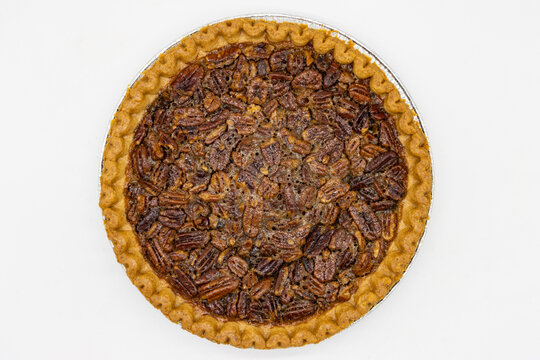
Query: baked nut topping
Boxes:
[
  {"xmin": 125, "ymin": 42, "xmax": 409, "ymax": 324},
  {"xmin": 100, "ymin": 18, "xmax": 433, "ymax": 348}
]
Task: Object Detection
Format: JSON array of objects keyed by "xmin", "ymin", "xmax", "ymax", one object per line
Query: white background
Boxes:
[{"xmin": 1, "ymin": 0, "xmax": 539, "ymax": 359}]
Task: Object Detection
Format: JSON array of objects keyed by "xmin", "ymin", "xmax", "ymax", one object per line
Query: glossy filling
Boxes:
[{"xmin": 125, "ymin": 42, "xmax": 408, "ymax": 324}]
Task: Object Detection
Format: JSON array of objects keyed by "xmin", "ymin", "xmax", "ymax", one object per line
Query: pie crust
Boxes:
[{"xmin": 99, "ymin": 18, "xmax": 432, "ymax": 348}]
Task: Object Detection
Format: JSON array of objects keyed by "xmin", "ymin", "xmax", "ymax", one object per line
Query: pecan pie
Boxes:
[{"xmin": 100, "ymin": 18, "xmax": 432, "ymax": 348}]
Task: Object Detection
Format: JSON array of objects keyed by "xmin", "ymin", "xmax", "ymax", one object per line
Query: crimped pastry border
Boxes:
[{"xmin": 99, "ymin": 18, "xmax": 432, "ymax": 349}]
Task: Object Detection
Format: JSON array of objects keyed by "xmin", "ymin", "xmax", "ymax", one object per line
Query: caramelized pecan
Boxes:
[
  {"xmin": 194, "ymin": 245, "xmax": 219, "ymax": 273},
  {"xmin": 336, "ymin": 99, "xmax": 359, "ymax": 120},
  {"xmin": 270, "ymin": 49, "xmax": 289, "ymax": 72},
  {"xmin": 379, "ymin": 120, "xmax": 402, "ymax": 152},
  {"xmin": 204, "ymin": 45, "xmax": 241, "ymax": 68},
  {"xmin": 203, "ymin": 69, "xmax": 229, "ymax": 95},
  {"xmin": 360, "ymin": 144, "xmax": 386, "ymax": 159},
  {"xmin": 371, "ymin": 199, "xmax": 397, "ymax": 211},
  {"xmin": 278, "ymin": 92, "xmax": 298, "ymax": 110},
  {"xmin": 228, "ymin": 114, "xmax": 258, "ymax": 135},
  {"xmin": 323, "ymin": 62, "xmax": 341, "ymax": 88},
  {"xmin": 318, "ymin": 179, "xmax": 350, "ymax": 203},
  {"xmin": 174, "ymin": 231, "xmax": 209, "ymax": 250},
  {"xmin": 261, "ymin": 139, "xmax": 281, "ymax": 167},
  {"xmin": 381, "ymin": 212, "xmax": 398, "ymax": 240},
  {"xmin": 237, "ymin": 291, "xmax": 250, "ymax": 319},
  {"xmin": 257, "ymin": 178, "xmax": 279, "ymax": 199},
  {"xmin": 297, "ymin": 185, "xmax": 317, "ymax": 209},
  {"xmin": 352, "ymin": 251, "xmax": 373, "ymax": 276},
  {"xmin": 250, "ymin": 278, "xmax": 273, "ymax": 300},
  {"xmin": 349, "ymin": 83, "xmax": 371, "ymax": 104},
  {"xmin": 243, "ymin": 198, "xmax": 263, "ymax": 238},
  {"xmin": 195, "ymin": 269, "xmax": 221, "ymax": 285},
  {"xmin": 243, "ymin": 42, "xmax": 273, "ymax": 60},
  {"xmin": 314, "ymin": 255, "xmax": 337, "ymax": 282},
  {"xmin": 302, "ymin": 124, "xmax": 333, "ymax": 143},
  {"xmin": 369, "ymin": 103, "xmax": 389, "ymax": 121},
  {"xmin": 168, "ymin": 268, "xmax": 197, "ymax": 298},
  {"xmin": 136, "ymin": 208, "xmax": 159, "ymax": 233},
  {"xmin": 349, "ymin": 203, "xmax": 382, "ymax": 241},
  {"xmin": 198, "ymin": 275, "xmax": 239, "ymax": 301},
  {"xmin": 366, "ymin": 151, "xmax": 399, "ymax": 173},
  {"xmin": 158, "ymin": 209, "xmax": 186, "ymax": 229},
  {"xmin": 329, "ymin": 228, "xmax": 354, "ymax": 251},
  {"xmin": 199, "ymin": 110, "xmax": 229, "ymax": 131},
  {"xmin": 287, "ymin": 51, "xmax": 305, "ymax": 75},
  {"xmin": 304, "ymin": 227, "xmax": 333, "ymax": 256},
  {"xmin": 329, "ymin": 158, "xmax": 350, "ymax": 178},
  {"xmin": 247, "ymin": 77, "xmax": 269, "ymax": 105},
  {"xmin": 292, "ymin": 70, "xmax": 322, "ymax": 90},
  {"xmin": 281, "ymin": 301, "xmax": 316, "ymax": 322},
  {"xmin": 353, "ymin": 108, "xmax": 370, "ymax": 134},
  {"xmin": 274, "ymin": 266, "xmax": 289, "ymax": 296},
  {"xmin": 174, "ymin": 107, "xmax": 204, "ymax": 127},
  {"xmin": 283, "ymin": 186, "xmax": 297, "ymax": 213},
  {"xmin": 387, "ymin": 164, "xmax": 408, "ymax": 182},
  {"xmin": 227, "ymin": 256, "xmax": 248, "ymax": 277},
  {"xmin": 143, "ymin": 240, "xmax": 169, "ymax": 274},
  {"xmin": 221, "ymin": 94, "xmax": 247, "ymax": 113},
  {"xmin": 203, "ymin": 92, "xmax": 221, "ymax": 113},
  {"xmin": 387, "ymin": 178, "xmax": 406, "ymax": 200},
  {"xmin": 170, "ymin": 64, "xmax": 204, "ymax": 94},
  {"xmin": 255, "ymin": 258, "xmax": 283, "ymax": 276}
]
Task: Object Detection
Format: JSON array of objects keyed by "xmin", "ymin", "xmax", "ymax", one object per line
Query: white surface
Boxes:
[{"xmin": 1, "ymin": 0, "xmax": 539, "ymax": 359}]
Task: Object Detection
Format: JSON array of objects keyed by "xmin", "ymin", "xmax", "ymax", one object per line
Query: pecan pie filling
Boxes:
[{"xmin": 125, "ymin": 42, "xmax": 408, "ymax": 324}]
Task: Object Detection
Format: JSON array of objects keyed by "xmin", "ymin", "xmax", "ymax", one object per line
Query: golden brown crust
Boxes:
[{"xmin": 99, "ymin": 18, "xmax": 432, "ymax": 349}]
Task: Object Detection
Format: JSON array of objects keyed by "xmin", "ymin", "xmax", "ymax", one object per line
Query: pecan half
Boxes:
[
  {"xmin": 194, "ymin": 245, "xmax": 219, "ymax": 273},
  {"xmin": 302, "ymin": 124, "xmax": 333, "ymax": 143},
  {"xmin": 228, "ymin": 114, "xmax": 258, "ymax": 135},
  {"xmin": 227, "ymin": 256, "xmax": 248, "ymax": 277},
  {"xmin": 349, "ymin": 83, "xmax": 371, "ymax": 104},
  {"xmin": 318, "ymin": 179, "xmax": 350, "ymax": 203},
  {"xmin": 287, "ymin": 51, "xmax": 305, "ymax": 75},
  {"xmin": 283, "ymin": 186, "xmax": 297, "ymax": 213},
  {"xmin": 174, "ymin": 107, "xmax": 205, "ymax": 127},
  {"xmin": 170, "ymin": 64, "xmax": 204, "ymax": 94},
  {"xmin": 281, "ymin": 301, "xmax": 317, "ymax": 322},
  {"xmin": 255, "ymin": 258, "xmax": 284, "ymax": 276},
  {"xmin": 323, "ymin": 62, "xmax": 341, "ymax": 88},
  {"xmin": 136, "ymin": 208, "xmax": 159, "ymax": 233},
  {"xmin": 250, "ymin": 278, "xmax": 273, "ymax": 300},
  {"xmin": 305, "ymin": 275, "xmax": 326, "ymax": 296},
  {"xmin": 203, "ymin": 92, "xmax": 221, "ymax": 113},
  {"xmin": 243, "ymin": 198, "xmax": 263, "ymax": 238},
  {"xmin": 261, "ymin": 139, "xmax": 281, "ymax": 167},
  {"xmin": 198, "ymin": 275, "xmax": 240, "ymax": 301},
  {"xmin": 221, "ymin": 94, "xmax": 247, "ymax": 113},
  {"xmin": 297, "ymin": 185, "xmax": 317, "ymax": 209},
  {"xmin": 366, "ymin": 151, "xmax": 399, "ymax": 173},
  {"xmin": 314, "ymin": 255, "xmax": 337, "ymax": 282},
  {"xmin": 381, "ymin": 212, "xmax": 398, "ymax": 241},
  {"xmin": 158, "ymin": 209, "xmax": 186, "ymax": 229},
  {"xmin": 204, "ymin": 45, "xmax": 241, "ymax": 68},
  {"xmin": 257, "ymin": 178, "xmax": 279, "ymax": 199},
  {"xmin": 174, "ymin": 231, "xmax": 209, "ymax": 250},
  {"xmin": 304, "ymin": 227, "xmax": 333, "ymax": 256},
  {"xmin": 168, "ymin": 268, "xmax": 197, "ymax": 298},
  {"xmin": 349, "ymin": 203, "xmax": 382, "ymax": 241},
  {"xmin": 247, "ymin": 77, "xmax": 269, "ymax": 105},
  {"xmin": 292, "ymin": 70, "xmax": 322, "ymax": 90}
]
